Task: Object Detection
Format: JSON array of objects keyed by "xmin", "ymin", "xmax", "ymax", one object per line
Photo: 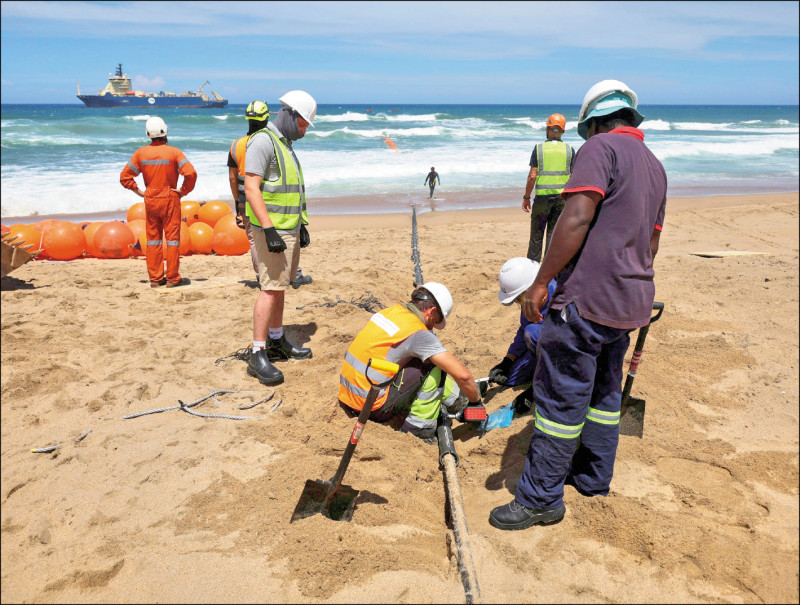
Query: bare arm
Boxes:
[
  {"xmin": 649, "ymin": 229, "xmax": 661, "ymax": 267},
  {"xmin": 428, "ymin": 351, "xmax": 480, "ymax": 401},
  {"xmin": 522, "ymin": 190, "xmax": 603, "ymax": 322},
  {"xmin": 522, "ymin": 167, "xmax": 537, "ymax": 212},
  {"xmin": 228, "ymin": 166, "xmax": 240, "ymax": 202}
]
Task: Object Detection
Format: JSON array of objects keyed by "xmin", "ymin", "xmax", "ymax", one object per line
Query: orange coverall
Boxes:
[{"xmin": 120, "ymin": 141, "xmax": 197, "ymax": 284}]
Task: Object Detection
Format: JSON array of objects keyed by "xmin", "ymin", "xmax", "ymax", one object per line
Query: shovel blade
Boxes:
[
  {"xmin": 290, "ymin": 478, "xmax": 360, "ymax": 523},
  {"xmin": 620, "ymin": 397, "xmax": 645, "ymax": 438}
]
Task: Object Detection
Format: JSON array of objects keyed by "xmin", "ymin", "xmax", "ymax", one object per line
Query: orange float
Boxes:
[
  {"xmin": 6, "ymin": 224, "xmax": 43, "ymax": 252},
  {"xmin": 127, "ymin": 220, "xmax": 146, "ymax": 257},
  {"xmin": 212, "ymin": 214, "xmax": 250, "ymax": 256},
  {"xmin": 181, "ymin": 200, "xmax": 201, "ymax": 226},
  {"xmin": 1, "ymin": 224, "xmax": 10, "ymax": 236},
  {"xmin": 82, "ymin": 221, "xmax": 106, "ymax": 257},
  {"xmin": 94, "ymin": 221, "xmax": 135, "ymax": 259},
  {"xmin": 126, "ymin": 202, "xmax": 146, "ymax": 223},
  {"xmin": 41, "ymin": 221, "xmax": 84, "ymax": 260},
  {"xmin": 197, "ymin": 200, "xmax": 232, "ymax": 228},
  {"xmin": 189, "ymin": 221, "xmax": 214, "ymax": 254}
]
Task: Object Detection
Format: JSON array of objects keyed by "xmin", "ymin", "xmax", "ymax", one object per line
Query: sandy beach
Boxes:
[{"xmin": 1, "ymin": 191, "xmax": 798, "ymax": 603}]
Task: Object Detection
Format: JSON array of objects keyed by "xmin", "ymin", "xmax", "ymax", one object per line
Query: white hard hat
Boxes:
[
  {"xmin": 145, "ymin": 116, "xmax": 168, "ymax": 139},
  {"xmin": 416, "ymin": 282, "xmax": 453, "ymax": 330},
  {"xmin": 498, "ymin": 257, "xmax": 541, "ymax": 305},
  {"xmin": 577, "ymin": 79, "xmax": 644, "ymax": 140},
  {"xmin": 278, "ymin": 90, "xmax": 317, "ymax": 126}
]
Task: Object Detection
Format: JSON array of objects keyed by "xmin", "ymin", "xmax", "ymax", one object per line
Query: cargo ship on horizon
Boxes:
[{"xmin": 76, "ymin": 64, "xmax": 228, "ymax": 108}]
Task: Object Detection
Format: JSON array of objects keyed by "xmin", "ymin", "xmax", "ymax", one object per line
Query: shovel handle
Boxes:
[
  {"xmin": 326, "ymin": 359, "xmax": 399, "ymax": 502},
  {"xmin": 621, "ymin": 302, "xmax": 664, "ymax": 408}
]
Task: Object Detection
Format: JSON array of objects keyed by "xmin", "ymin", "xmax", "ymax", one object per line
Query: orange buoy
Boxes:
[
  {"xmin": 127, "ymin": 220, "xmax": 146, "ymax": 257},
  {"xmin": 6, "ymin": 224, "xmax": 43, "ymax": 252},
  {"xmin": 181, "ymin": 200, "xmax": 201, "ymax": 226},
  {"xmin": 126, "ymin": 202, "xmax": 146, "ymax": 223},
  {"xmin": 198, "ymin": 200, "xmax": 232, "ymax": 228},
  {"xmin": 41, "ymin": 221, "xmax": 84, "ymax": 260},
  {"xmin": 82, "ymin": 222, "xmax": 106, "ymax": 257},
  {"xmin": 212, "ymin": 214, "xmax": 250, "ymax": 256},
  {"xmin": 1, "ymin": 224, "xmax": 10, "ymax": 236},
  {"xmin": 94, "ymin": 221, "xmax": 135, "ymax": 259},
  {"xmin": 189, "ymin": 221, "xmax": 214, "ymax": 254}
]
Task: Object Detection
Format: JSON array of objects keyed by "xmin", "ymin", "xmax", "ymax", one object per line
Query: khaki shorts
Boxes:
[{"xmin": 252, "ymin": 228, "xmax": 300, "ymax": 291}]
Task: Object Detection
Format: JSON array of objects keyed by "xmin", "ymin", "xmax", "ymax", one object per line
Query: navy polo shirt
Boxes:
[{"xmin": 550, "ymin": 127, "xmax": 667, "ymax": 330}]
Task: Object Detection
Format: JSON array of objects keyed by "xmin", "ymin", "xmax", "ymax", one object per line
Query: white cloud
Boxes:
[{"xmin": 2, "ymin": 1, "xmax": 797, "ymax": 54}]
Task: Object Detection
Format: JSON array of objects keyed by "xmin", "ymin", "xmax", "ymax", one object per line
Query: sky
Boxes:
[{"xmin": 1, "ymin": 1, "xmax": 798, "ymax": 105}]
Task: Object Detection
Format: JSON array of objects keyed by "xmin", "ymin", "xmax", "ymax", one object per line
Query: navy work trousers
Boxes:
[{"xmin": 515, "ymin": 303, "xmax": 631, "ymax": 511}]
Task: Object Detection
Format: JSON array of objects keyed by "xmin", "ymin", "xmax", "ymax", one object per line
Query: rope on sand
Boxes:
[
  {"xmin": 411, "ymin": 203, "xmax": 425, "ymax": 286},
  {"xmin": 295, "ymin": 292, "xmax": 385, "ymax": 313},
  {"xmin": 123, "ymin": 389, "xmax": 266, "ymax": 421},
  {"xmin": 31, "ymin": 445, "xmax": 60, "ymax": 454}
]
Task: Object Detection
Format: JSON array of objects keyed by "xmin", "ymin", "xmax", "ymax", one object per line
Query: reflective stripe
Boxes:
[
  {"xmin": 534, "ymin": 409, "xmax": 583, "ymax": 439},
  {"xmin": 127, "ymin": 160, "xmax": 141, "ymax": 175},
  {"xmin": 344, "ymin": 351, "xmax": 393, "ymax": 384},
  {"xmin": 178, "ymin": 158, "xmax": 188, "ymax": 168},
  {"xmin": 414, "ymin": 387, "xmax": 443, "ymax": 403},
  {"xmin": 586, "ymin": 407, "xmax": 620, "ymax": 426},
  {"xmin": 259, "ymin": 183, "xmax": 303, "ymax": 194},
  {"xmin": 166, "ymin": 240, "xmax": 179, "ymax": 247},
  {"xmin": 339, "ymin": 374, "xmax": 387, "ymax": 400},
  {"xmin": 147, "ymin": 240, "xmax": 163, "ymax": 246},
  {"xmin": 537, "ymin": 170, "xmax": 571, "ymax": 176},
  {"xmin": 141, "ymin": 159, "xmax": 170, "ymax": 166},
  {"xmin": 403, "ymin": 414, "xmax": 438, "ymax": 429}
]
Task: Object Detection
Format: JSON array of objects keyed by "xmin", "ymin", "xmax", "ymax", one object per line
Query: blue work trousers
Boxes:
[{"xmin": 515, "ymin": 303, "xmax": 631, "ymax": 511}]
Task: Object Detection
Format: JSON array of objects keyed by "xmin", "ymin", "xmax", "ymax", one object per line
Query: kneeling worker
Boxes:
[
  {"xmin": 339, "ymin": 282, "xmax": 483, "ymax": 440},
  {"xmin": 488, "ymin": 257, "xmax": 557, "ymax": 412}
]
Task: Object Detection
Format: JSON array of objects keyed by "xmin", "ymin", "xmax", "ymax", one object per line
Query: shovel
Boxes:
[
  {"xmin": 619, "ymin": 301, "xmax": 664, "ymax": 438},
  {"xmin": 290, "ymin": 358, "xmax": 399, "ymax": 523}
]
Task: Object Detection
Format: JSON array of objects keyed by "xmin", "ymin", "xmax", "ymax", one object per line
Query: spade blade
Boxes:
[
  {"xmin": 620, "ymin": 397, "xmax": 645, "ymax": 438},
  {"xmin": 290, "ymin": 479, "xmax": 360, "ymax": 523}
]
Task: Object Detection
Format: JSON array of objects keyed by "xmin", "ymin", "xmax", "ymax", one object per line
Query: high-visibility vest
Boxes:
[
  {"xmin": 535, "ymin": 140, "xmax": 573, "ymax": 195},
  {"xmin": 339, "ymin": 304, "xmax": 428, "ymax": 411},
  {"xmin": 229, "ymin": 135, "xmax": 248, "ymax": 201},
  {"xmin": 245, "ymin": 128, "xmax": 308, "ymax": 230},
  {"xmin": 404, "ymin": 367, "xmax": 462, "ymax": 432}
]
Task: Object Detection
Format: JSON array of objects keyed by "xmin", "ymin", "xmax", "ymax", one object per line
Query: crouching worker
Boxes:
[
  {"xmin": 488, "ymin": 257, "xmax": 556, "ymax": 412},
  {"xmin": 338, "ymin": 282, "xmax": 482, "ymax": 441}
]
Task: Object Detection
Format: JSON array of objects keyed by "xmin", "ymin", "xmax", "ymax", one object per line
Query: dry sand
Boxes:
[{"xmin": 1, "ymin": 192, "xmax": 798, "ymax": 603}]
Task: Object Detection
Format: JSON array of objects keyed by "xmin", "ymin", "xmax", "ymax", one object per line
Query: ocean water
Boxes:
[{"xmin": 1, "ymin": 103, "xmax": 798, "ymax": 220}]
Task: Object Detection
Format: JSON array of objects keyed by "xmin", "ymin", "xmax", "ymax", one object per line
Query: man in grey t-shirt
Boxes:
[{"xmin": 245, "ymin": 90, "xmax": 317, "ymax": 387}]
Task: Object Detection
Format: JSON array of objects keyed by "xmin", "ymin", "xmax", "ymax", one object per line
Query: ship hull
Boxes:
[{"xmin": 78, "ymin": 95, "xmax": 228, "ymax": 108}]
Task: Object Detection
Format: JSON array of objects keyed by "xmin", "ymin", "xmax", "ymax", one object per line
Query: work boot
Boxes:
[
  {"xmin": 267, "ymin": 335, "xmax": 312, "ymax": 361},
  {"xmin": 488, "ymin": 500, "xmax": 565, "ymax": 531},
  {"xmin": 512, "ymin": 386, "xmax": 534, "ymax": 415},
  {"xmin": 166, "ymin": 277, "xmax": 191, "ymax": 288},
  {"xmin": 150, "ymin": 278, "xmax": 167, "ymax": 288},
  {"xmin": 247, "ymin": 348, "xmax": 284, "ymax": 385},
  {"xmin": 291, "ymin": 267, "xmax": 312, "ymax": 289}
]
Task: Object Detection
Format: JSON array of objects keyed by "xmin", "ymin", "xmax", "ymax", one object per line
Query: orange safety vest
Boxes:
[
  {"xmin": 339, "ymin": 304, "xmax": 428, "ymax": 411},
  {"xmin": 230, "ymin": 136, "xmax": 248, "ymax": 200}
]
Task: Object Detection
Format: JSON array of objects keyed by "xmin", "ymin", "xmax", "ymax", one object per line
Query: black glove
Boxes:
[
  {"xmin": 512, "ymin": 386, "xmax": 534, "ymax": 415},
  {"xmin": 235, "ymin": 203, "xmax": 247, "ymax": 230},
  {"xmin": 488, "ymin": 357, "xmax": 514, "ymax": 385},
  {"xmin": 263, "ymin": 226, "xmax": 287, "ymax": 253},
  {"xmin": 299, "ymin": 224, "xmax": 310, "ymax": 248}
]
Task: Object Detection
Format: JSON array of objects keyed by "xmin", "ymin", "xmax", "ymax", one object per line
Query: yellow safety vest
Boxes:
[
  {"xmin": 535, "ymin": 140, "xmax": 573, "ymax": 195},
  {"xmin": 339, "ymin": 304, "xmax": 428, "ymax": 411},
  {"xmin": 245, "ymin": 129, "xmax": 308, "ymax": 230}
]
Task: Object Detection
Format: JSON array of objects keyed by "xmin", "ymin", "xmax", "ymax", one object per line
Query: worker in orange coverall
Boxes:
[{"xmin": 120, "ymin": 116, "xmax": 197, "ymax": 288}]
